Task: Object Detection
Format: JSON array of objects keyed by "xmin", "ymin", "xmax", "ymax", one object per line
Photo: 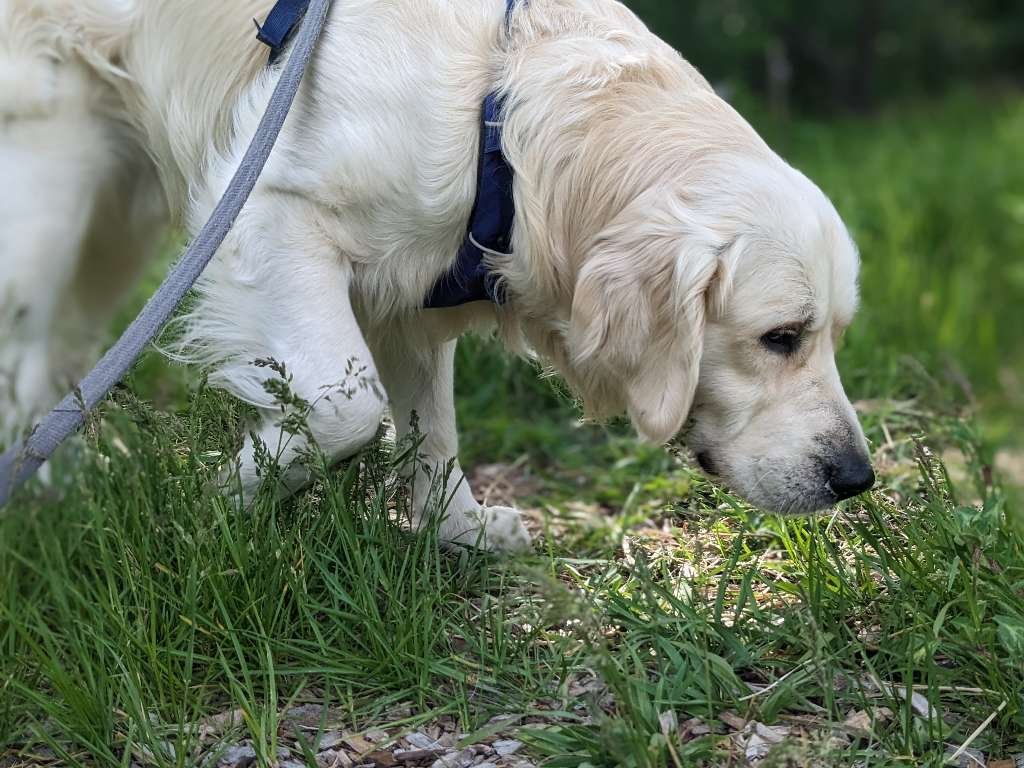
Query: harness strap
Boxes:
[
  {"xmin": 504, "ymin": 0, "xmax": 519, "ymax": 26},
  {"xmin": 424, "ymin": 91, "xmax": 513, "ymax": 308},
  {"xmin": 423, "ymin": 0, "xmax": 522, "ymax": 308},
  {"xmin": 256, "ymin": 0, "xmax": 312, "ymax": 63}
]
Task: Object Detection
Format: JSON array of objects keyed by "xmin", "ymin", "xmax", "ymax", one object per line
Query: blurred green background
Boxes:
[{"xmin": 627, "ymin": 0, "xmax": 1024, "ymax": 113}]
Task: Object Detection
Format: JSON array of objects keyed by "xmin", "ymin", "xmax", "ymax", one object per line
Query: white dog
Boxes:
[{"xmin": 1, "ymin": 0, "xmax": 874, "ymax": 550}]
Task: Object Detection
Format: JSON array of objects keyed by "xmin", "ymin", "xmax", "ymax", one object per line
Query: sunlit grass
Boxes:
[
  {"xmin": 2, "ymin": 94, "xmax": 1022, "ymax": 766},
  {"xmin": 2, "ymin": 377, "xmax": 1021, "ymax": 766}
]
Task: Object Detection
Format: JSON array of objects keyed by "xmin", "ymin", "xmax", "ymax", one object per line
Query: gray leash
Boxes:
[{"xmin": 0, "ymin": 0, "xmax": 333, "ymax": 509}]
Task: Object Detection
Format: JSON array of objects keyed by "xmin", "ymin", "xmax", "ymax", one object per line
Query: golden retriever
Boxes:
[{"xmin": 0, "ymin": 0, "xmax": 874, "ymax": 550}]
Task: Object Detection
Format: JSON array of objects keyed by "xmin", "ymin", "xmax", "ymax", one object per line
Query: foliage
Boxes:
[
  {"xmin": 626, "ymin": 0, "xmax": 1024, "ymax": 112},
  {"xmin": 1, "ymin": 375, "xmax": 1021, "ymax": 766}
]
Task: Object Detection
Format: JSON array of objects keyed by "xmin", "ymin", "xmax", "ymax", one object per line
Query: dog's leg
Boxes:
[
  {"xmin": 377, "ymin": 337, "xmax": 531, "ymax": 553},
  {"xmin": 187, "ymin": 197, "xmax": 387, "ymax": 500},
  {"xmin": 0, "ymin": 140, "xmax": 96, "ymax": 445},
  {"xmin": 235, "ymin": 268, "xmax": 387, "ymax": 499}
]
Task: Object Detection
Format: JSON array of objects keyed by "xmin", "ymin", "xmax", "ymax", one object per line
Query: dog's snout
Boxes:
[{"xmin": 827, "ymin": 452, "xmax": 875, "ymax": 501}]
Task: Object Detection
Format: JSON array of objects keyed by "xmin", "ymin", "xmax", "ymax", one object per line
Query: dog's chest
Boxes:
[{"xmin": 254, "ymin": 2, "xmax": 503, "ymax": 264}]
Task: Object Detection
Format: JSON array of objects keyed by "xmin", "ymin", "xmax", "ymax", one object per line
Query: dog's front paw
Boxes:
[
  {"xmin": 219, "ymin": 430, "xmax": 317, "ymax": 506},
  {"xmin": 443, "ymin": 505, "xmax": 532, "ymax": 554}
]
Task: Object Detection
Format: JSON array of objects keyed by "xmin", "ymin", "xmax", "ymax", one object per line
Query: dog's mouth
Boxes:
[{"xmin": 688, "ymin": 450, "xmax": 848, "ymax": 514}]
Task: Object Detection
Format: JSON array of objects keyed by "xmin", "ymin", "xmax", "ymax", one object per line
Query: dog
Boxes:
[
  {"xmin": 0, "ymin": 0, "xmax": 874, "ymax": 550},
  {"xmin": 0, "ymin": 0, "xmax": 167, "ymax": 445}
]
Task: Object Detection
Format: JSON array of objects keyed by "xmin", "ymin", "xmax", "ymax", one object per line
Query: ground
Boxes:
[{"xmin": 1, "ymin": 94, "xmax": 1022, "ymax": 767}]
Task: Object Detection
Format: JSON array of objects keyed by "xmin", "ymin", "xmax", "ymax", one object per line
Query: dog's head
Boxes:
[
  {"xmin": 682, "ymin": 162, "xmax": 874, "ymax": 514},
  {"xmin": 560, "ymin": 152, "xmax": 872, "ymax": 514},
  {"xmin": 502, "ymin": 44, "xmax": 873, "ymax": 512}
]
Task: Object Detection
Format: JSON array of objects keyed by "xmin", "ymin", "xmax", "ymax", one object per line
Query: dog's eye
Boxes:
[{"xmin": 761, "ymin": 327, "xmax": 802, "ymax": 355}]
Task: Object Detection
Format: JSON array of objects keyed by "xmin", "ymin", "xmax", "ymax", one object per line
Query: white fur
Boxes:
[
  {"xmin": 0, "ymin": 0, "xmax": 166, "ymax": 443},
  {"xmin": 1, "ymin": 0, "xmax": 873, "ymax": 546}
]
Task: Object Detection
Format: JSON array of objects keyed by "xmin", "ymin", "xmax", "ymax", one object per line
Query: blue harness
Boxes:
[{"xmin": 257, "ymin": 0, "xmax": 519, "ymax": 309}]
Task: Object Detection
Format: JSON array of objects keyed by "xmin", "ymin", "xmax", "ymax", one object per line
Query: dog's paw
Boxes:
[
  {"xmin": 444, "ymin": 505, "xmax": 532, "ymax": 554},
  {"xmin": 219, "ymin": 431, "xmax": 316, "ymax": 506}
]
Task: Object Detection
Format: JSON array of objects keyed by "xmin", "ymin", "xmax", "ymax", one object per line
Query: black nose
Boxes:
[{"xmin": 828, "ymin": 453, "xmax": 875, "ymax": 501}]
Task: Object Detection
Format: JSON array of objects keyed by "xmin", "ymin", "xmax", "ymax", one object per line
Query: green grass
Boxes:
[{"xmin": 2, "ymin": 93, "xmax": 1023, "ymax": 766}]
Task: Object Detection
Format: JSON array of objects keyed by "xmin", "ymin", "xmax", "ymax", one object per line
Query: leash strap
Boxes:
[{"xmin": 0, "ymin": 0, "xmax": 334, "ymax": 509}]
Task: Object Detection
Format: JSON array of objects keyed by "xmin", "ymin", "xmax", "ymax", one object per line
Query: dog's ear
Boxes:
[{"xmin": 567, "ymin": 211, "xmax": 719, "ymax": 444}]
